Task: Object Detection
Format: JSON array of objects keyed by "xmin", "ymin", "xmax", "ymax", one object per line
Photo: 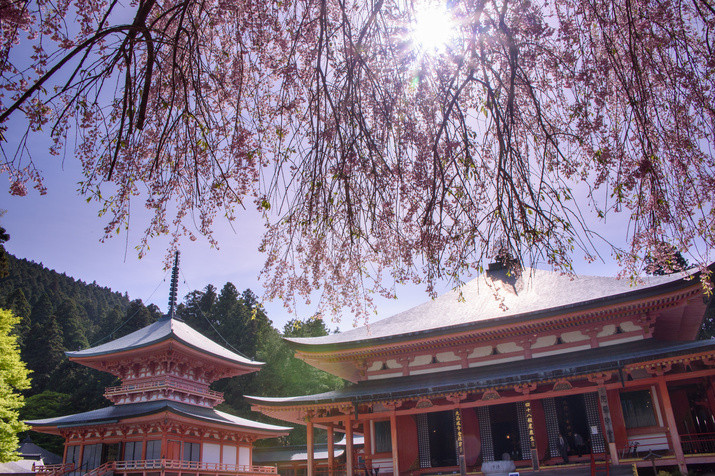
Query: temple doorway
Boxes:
[
  {"xmin": 554, "ymin": 395, "xmax": 590, "ymax": 455},
  {"xmin": 490, "ymin": 403, "xmax": 522, "ymax": 461},
  {"xmin": 428, "ymin": 411, "xmax": 457, "ymax": 467},
  {"xmin": 417, "ymin": 411, "xmax": 457, "ymax": 468}
]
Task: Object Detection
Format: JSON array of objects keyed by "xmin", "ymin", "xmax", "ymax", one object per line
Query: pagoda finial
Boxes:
[{"xmin": 168, "ymin": 251, "xmax": 180, "ymax": 319}]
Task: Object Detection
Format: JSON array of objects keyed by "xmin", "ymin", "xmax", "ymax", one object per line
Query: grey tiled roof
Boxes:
[
  {"xmin": 246, "ymin": 338, "xmax": 715, "ymax": 406},
  {"xmin": 67, "ymin": 317, "xmax": 261, "ymax": 367},
  {"xmin": 288, "ymin": 267, "xmax": 700, "ymax": 348},
  {"xmin": 26, "ymin": 400, "xmax": 291, "ymax": 433},
  {"xmin": 252, "ymin": 445, "xmax": 344, "ymax": 463}
]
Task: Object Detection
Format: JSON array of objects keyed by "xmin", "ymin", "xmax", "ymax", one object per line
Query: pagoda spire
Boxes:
[{"xmin": 168, "ymin": 251, "xmax": 180, "ymax": 319}]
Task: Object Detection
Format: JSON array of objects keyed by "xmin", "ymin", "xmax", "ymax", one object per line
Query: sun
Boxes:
[{"xmin": 410, "ymin": 2, "xmax": 457, "ymax": 53}]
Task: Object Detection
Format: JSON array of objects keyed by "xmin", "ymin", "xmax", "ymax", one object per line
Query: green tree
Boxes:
[
  {"xmin": 248, "ymin": 321, "xmax": 344, "ymax": 445},
  {"xmin": 56, "ymin": 299, "xmax": 89, "ymax": 351},
  {"xmin": 0, "ymin": 227, "xmax": 8, "ymax": 279},
  {"xmin": 0, "ymin": 309, "xmax": 31, "ymax": 462},
  {"xmin": 19, "ymin": 391, "xmax": 72, "ymax": 455},
  {"xmin": 23, "ymin": 316, "xmax": 65, "ymax": 392},
  {"xmin": 284, "ymin": 316, "xmax": 332, "ymax": 338},
  {"xmin": 4, "ymin": 290, "xmax": 31, "ymax": 349}
]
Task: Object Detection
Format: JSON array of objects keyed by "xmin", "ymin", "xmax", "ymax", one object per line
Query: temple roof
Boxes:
[
  {"xmin": 247, "ymin": 338, "xmax": 715, "ymax": 407},
  {"xmin": 26, "ymin": 399, "xmax": 290, "ymax": 434},
  {"xmin": 252, "ymin": 445, "xmax": 345, "ymax": 464},
  {"xmin": 288, "ymin": 267, "xmax": 705, "ymax": 350},
  {"xmin": 67, "ymin": 317, "xmax": 261, "ymax": 368}
]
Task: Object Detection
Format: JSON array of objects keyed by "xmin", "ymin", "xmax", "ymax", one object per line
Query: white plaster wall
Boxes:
[
  {"xmin": 621, "ymin": 321, "xmax": 642, "ymax": 332},
  {"xmin": 202, "ymin": 443, "xmax": 221, "ymax": 464},
  {"xmin": 532, "ymin": 335, "xmax": 557, "ymax": 349},
  {"xmin": 598, "ymin": 324, "xmax": 616, "ymax": 337},
  {"xmin": 385, "ymin": 359, "xmax": 401, "ymax": 369},
  {"xmin": 468, "ymin": 355, "xmax": 524, "ymax": 367},
  {"xmin": 496, "ymin": 342, "xmax": 523, "ymax": 354},
  {"xmin": 238, "ymin": 447, "xmax": 251, "ymax": 466},
  {"xmin": 409, "ymin": 355, "xmax": 432, "ymax": 367},
  {"xmin": 533, "ymin": 344, "xmax": 591, "ymax": 357},
  {"xmin": 435, "ymin": 351, "xmax": 459, "ymax": 362},
  {"xmin": 222, "ymin": 445, "xmax": 237, "ymax": 465},
  {"xmin": 367, "ymin": 361, "xmax": 383, "ymax": 372},
  {"xmin": 410, "ymin": 365, "xmax": 462, "ymax": 375},
  {"xmin": 561, "ymin": 331, "xmax": 588, "ymax": 343},
  {"xmin": 469, "ymin": 346, "xmax": 492, "ymax": 358},
  {"xmin": 367, "ymin": 372, "xmax": 403, "ymax": 380},
  {"xmin": 600, "ymin": 335, "xmax": 643, "ymax": 346}
]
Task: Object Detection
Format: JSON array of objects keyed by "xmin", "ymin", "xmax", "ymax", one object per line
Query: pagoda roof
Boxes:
[
  {"xmin": 26, "ymin": 399, "xmax": 290, "ymax": 434},
  {"xmin": 67, "ymin": 317, "xmax": 261, "ymax": 368},
  {"xmin": 252, "ymin": 445, "xmax": 345, "ymax": 464},
  {"xmin": 247, "ymin": 338, "xmax": 715, "ymax": 407},
  {"xmin": 288, "ymin": 266, "xmax": 708, "ymax": 350}
]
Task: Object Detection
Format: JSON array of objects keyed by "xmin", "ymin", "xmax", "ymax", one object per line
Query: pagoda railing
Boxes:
[{"xmin": 104, "ymin": 376, "xmax": 223, "ymax": 400}]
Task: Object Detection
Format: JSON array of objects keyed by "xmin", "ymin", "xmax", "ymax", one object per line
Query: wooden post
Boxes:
[
  {"xmin": 597, "ymin": 387, "xmax": 619, "ymax": 465},
  {"xmin": 327, "ymin": 424, "xmax": 334, "ymax": 476},
  {"xmin": 390, "ymin": 412, "xmax": 399, "ymax": 476},
  {"xmin": 454, "ymin": 409, "xmax": 466, "ymax": 476},
  {"xmin": 345, "ymin": 418, "xmax": 354, "ymax": 476},
  {"xmin": 524, "ymin": 401, "xmax": 539, "ymax": 470},
  {"xmin": 658, "ymin": 378, "xmax": 688, "ymax": 474},
  {"xmin": 307, "ymin": 419, "xmax": 314, "ymax": 476}
]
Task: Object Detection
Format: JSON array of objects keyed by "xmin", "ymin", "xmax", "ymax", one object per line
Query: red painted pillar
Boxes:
[
  {"xmin": 390, "ymin": 412, "xmax": 399, "ymax": 476},
  {"xmin": 327, "ymin": 424, "xmax": 334, "ymax": 476},
  {"xmin": 658, "ymin": 377, "xmax": 687, "ymax": 473},
  {"xmin": 307, "ymin": 419, "xmax": 314, "ymax": 476},
  {"xmin": 345, "ymin": 418, "xmax": 354, "ymax": 476}
]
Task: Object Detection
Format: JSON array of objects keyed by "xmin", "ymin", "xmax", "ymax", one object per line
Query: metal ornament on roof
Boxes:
[{"xmin": 168, "ymin": 251, "xmax": 180, "ymax": 319}]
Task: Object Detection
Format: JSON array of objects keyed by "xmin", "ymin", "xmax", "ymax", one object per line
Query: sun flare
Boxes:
[{"xmin": 411, "ymin": 2, "xmax": 456, "ymax": 53}]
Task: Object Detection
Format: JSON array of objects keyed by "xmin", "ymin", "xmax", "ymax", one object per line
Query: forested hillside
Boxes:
[{"xmin": 0, "ymin": 253, "xmax": 342, "ymax": 453}]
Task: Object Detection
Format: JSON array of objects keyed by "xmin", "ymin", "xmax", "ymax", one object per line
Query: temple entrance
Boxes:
[
  {"xmin": 417, "ymin": 411, "xmax": 457, "ymax": 468},
  {"xmin": 554, "ymin": 395, "xmax": 592, "ymax": 456},
  {"xmin": 428, "ymin": 411, "xmax": 457, "ymax": 467},
  {"xmin": 490, "ymin": 403, "xmax": 522, "ymax": 461}
]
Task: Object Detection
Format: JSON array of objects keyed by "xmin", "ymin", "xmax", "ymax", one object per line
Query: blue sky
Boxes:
[
  {"xmin": 1, "ymin": 169, "xmax": 626, "ymax": 335},
  {"xmin": 1, "ymin": 135, "xmax": 628, "ymax": 334}
]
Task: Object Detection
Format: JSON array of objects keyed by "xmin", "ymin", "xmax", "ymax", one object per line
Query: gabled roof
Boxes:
[
  {"xmin": 26, "ymin": 399, "xmax": 291, "ymax": 435},
  {"xmin": 247, "ymin": 338, "xmax": 715, "ymax": 408},
  {"xmin": 288, "ymin": 267, "xmax": 706, "ymax": 350},
  {"xmin": 67, "ymin": 317, "xmax": 261, "ymax": 368}
]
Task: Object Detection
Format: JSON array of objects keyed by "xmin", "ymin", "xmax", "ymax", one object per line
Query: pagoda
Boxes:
[
  {"xmin": 248, "ymin": 263, "xmax": 715, "ymax": 475},
  {"xmin": 28, "ymin": 253, "xmax": 290, "ymax": 476}
]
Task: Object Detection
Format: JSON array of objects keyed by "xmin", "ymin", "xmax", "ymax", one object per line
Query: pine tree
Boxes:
[
  {"xmin": 29, "ymin": 293, "xmax": 53, "ymax": 327},
  {"xmin": 56, "ymin": 299, "xmax": 89, "ymax": 351},
  {"xmin": 23, "ymin": 316, "xmax": 65, "ymax": 392},
  {"xmin": 0, "ymin": 309, "xmax": 31, "ymax": 462},
  {"xmin": 5, "ymin": 290, "xmax": 30, "ymax": 349}
]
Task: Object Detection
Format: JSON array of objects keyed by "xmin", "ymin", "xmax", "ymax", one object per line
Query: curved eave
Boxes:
[
  {"xmin": 287, "ymin": 267, "xmax": 711, "ymax": 354},
  {"xmin": 69, "ymin": 335, "xmax": 263, "ymax": 374},
  {"xmin": 248, "ymin": 339, "xmax": 715, "ymax": 411},
  {"xmin": 27, "ymin": 401, "xmax": 291, "ymax": 437}
]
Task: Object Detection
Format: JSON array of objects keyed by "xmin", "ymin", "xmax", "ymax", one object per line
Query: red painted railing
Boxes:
[
  {"xmin": 617, "ymin": 433, "xmax": 672, "ymax": 459},
  {"xmin": 34, "ymin": 459, "xmax": 276, "ymax": 476},
  {"xmin": 111, "ymin": 459, "xmax": 276, "ymax": 474},
  {"xmin": 104, "ymin": 376, "xmax": 223, "ymax": 400},
  {"xmin": 33, "ymin": 463, "xmax": 75, "ymax": 475},
  {"xmin": 680, "ymin": 432, "xmax": 715, "ymax": 455}
]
